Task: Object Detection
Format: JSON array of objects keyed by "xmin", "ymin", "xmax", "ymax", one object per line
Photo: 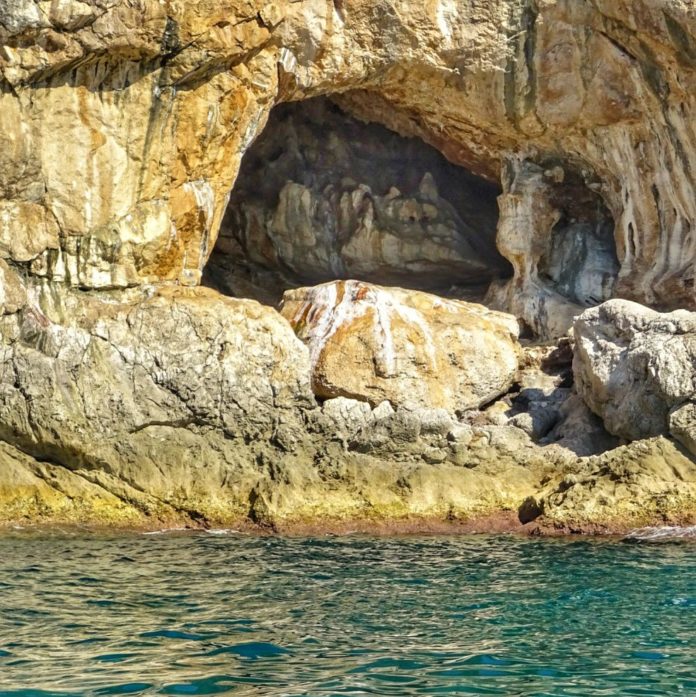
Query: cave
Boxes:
[
  {"xmin": 203, "ymin": 97, "xmax": 513, "ymax": 306},
  {"xmin": 538, "ymin": 164, "xmax": 619, "ymax": 308}
]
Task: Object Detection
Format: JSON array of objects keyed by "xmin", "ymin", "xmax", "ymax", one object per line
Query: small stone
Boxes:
[
  {"xmin": 372, "ymin": 400, "xmax": 395, "ymax": 421},
  {"xmin": 447, "ymin": 424, "xmax": 474, "ymax": 445},
  {"xmin": 670, "ymin": 402, "xmax": 696, "ymax": 458}
]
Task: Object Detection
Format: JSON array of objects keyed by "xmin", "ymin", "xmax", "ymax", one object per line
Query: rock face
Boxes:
[
  {"xmin": 0, "ymin": 283, "xmax": 314, "ymax": 452},
  {"xmin": 0, "ymin": 265, "xmax": 691, "ymax": 531},
  {"xmin": 0, "ymin": 274, "xmax": 318, "ymax": 522},
  {"xmin": 205, "ymin": 98, "xmax": 508, "ymax": 302},
  {"xmin": 533, "ymin": 438, "xmax": 696, "ymax": 532},
  {"xmin": 0, "ymin": 1, "xmax": 695, "ymax": 532},
  {"xmin": 0, "ymin": 1, "xmax": 694, "ymax": 328},
  {"xmin": 281, "ymin": 281, "xmax": 521, "ymax": 412},
  {"xmin": 486, "ymin": 159, "xmax": 619, "ymax": 338},
  {"xmin": 574, "ymin": 300, "xmax": 696, "ymax": 444}
]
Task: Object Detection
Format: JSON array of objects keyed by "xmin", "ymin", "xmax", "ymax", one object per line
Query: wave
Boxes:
[
  {"xmin": 141, "ymin": 527, "xmax": 189, "ymax": 536},
  {"xmin": 624, "ymin": 525, "xmax": 696, "ymax": 541}
]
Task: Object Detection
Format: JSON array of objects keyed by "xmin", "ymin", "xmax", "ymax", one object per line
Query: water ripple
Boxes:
[
  {"xmin": 0, "ymin": 532, "xmax": 692, "ymax": 696},
  {"xmin": 625, "ymin": 525, "xmax": 696, "ymax": 540}
]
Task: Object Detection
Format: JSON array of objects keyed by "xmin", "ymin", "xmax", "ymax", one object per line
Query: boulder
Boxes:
[
  {"xmin": 573, "ymin": 300, "xmax": 696, "ymax": 441},
  {"xmin": 280, "ymin": 280, "xmax": 521, "ymax": 412}
]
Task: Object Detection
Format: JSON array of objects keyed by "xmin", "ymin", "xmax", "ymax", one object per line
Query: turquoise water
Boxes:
[{"xmin": 0, "ymin": 531, "xmax": 693, "ymax": 696}]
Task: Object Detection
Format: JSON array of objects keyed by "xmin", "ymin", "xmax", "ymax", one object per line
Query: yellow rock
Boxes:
[{"xmin": 0, "ymin": 0, "xmax": 692, "ymax": 325}]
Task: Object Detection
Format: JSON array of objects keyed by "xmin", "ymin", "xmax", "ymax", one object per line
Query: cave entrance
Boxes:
[
  {"xmin": 203, "ymin": 97, "xmax": 512, "ymax": 306},
  {"xmin": 538, "ymin": 164, "xmax": 619, "ymax": 308}
]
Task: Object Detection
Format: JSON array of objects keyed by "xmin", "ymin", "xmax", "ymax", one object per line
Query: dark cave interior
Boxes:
[{"xmin": 203, "ymin": 97, "xmax": 513, "ymax": 306}]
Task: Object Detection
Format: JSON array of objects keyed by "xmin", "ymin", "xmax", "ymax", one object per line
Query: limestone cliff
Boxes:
[
  {"xmin": 0, "ymin": 0, "xmax": 695, "ymax": 532},
  {"xmin": 2, "ymin": 1, "xmax": 694, "ymax": 321}
]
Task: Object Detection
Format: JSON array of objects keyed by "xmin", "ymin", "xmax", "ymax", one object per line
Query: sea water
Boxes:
[{"xmin": 0, "ymin": 530, "xmax": 693, "ymax": 696}]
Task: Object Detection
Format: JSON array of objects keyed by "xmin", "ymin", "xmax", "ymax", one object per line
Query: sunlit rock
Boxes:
[
  {"xmin": 281, "ymin": 280, "xmax": 521, "ymax": 412},
  {"xmin": 0, "ymin": 0, "xmax": 692, "ymax": 324},
  {"xmin": 573, "ymin": 300, "xmax": 696, "ymax": 441}
]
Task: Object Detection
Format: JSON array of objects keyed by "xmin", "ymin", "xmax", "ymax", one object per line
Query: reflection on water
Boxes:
[{"xmin": 0, "ymin": 530, "xmax": 693, "ymax": 696}]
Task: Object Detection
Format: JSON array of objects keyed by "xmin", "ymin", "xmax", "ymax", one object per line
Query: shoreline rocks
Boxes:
[
  {"xmin": 0, "ymin": 1, "xmax": 695, "ymax": 534},
  {"xmin": 0, "ymin": 259, "xmax": 691, "ymax": 534}
]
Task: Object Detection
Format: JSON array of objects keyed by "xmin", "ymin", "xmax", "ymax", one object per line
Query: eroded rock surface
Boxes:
[
  {"xmin": 0, "ymin": 273, "xmax": 691, "ymax": 531},
  {"xmin": 0, "ymin": 264, "xmax": 547, "ymax": 528},
  {"xmin": 0, "ymin": 269, "xmax": 556, "ymax": 528},
  {"xmin": 0, "ymin": 0, "xmax": 693, "ymax": 325},
  {"xmin": 0, "ymin": 273, "xmax": 319, "ymax": 522},
  {"xmin": 487, "ymin": 159, "xmax": 619, "ymax": 338},
  {"xmin": 0, "ymin": 1, "xmax": 695, "ymax": 531},
  {"xmin": 574, "ymin": 300, "xmax": 696, "ymax": 441},
  {"xmin": 280, "ymin": 280, "xmax": 521, "ymax": 412},
  {"xmin": 532, "ymin": 438, "xmax": 696, "ymax": 532}
]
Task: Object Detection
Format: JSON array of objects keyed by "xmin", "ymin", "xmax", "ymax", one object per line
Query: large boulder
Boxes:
[
  {"xmin": 0, "ymin": 284, "xmax": 315, "ymax": 448},
  {"xmin": 280, "ymin": 280, "xmax": 521, "ymax": 412},
  {"xmin": 573, "ymin": 300, "xmax": 696, "ymax": 443}
]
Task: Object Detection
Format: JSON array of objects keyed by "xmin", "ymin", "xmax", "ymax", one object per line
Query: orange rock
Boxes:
[{"xmin": 281, "ymin": 280, "xmax": 521, "ymax": 411}]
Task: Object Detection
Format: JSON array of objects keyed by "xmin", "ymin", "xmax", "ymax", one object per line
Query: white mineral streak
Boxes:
[
  {"xmin": 183, "ymin": 180, "xmax": 215, "ymax": 234},
  {"xmin": 436, "ymin": 0, "xmax": 457, "ymax": 44},
  {"xmin": 289, "ymin": 281, "xmax": 437, "ymax": 377},
  {"xmin": 296, "ymin": 281, "xmax": 340, "ymax": 367},
  {"xmin": 278, "ymin": 48, "xmax": 298, "ymax": 73},
  {"xmin": 371, "ymin": 288, "xmax": 397, "ymax": 377},
  {"xmin": 183, "ymin": 180, "xmax": 216, "ymax": 270}
]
